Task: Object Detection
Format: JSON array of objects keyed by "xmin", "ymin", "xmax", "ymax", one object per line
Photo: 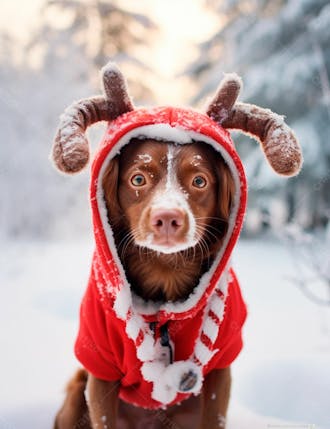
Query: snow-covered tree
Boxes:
[
  {"xmin": 0, "ymin": 0, "xmax": 157, "ymax": 239},
  {"xmin": 30, "ymin": 0, "xmax": 157, "ymax": 102},
  {"xmin": 188, "ymin": 0, "xmax": 330, "ymax": 232},
  {"xmin": 283, "ymin": 219, "xmax": 330, "ymax": 306}
]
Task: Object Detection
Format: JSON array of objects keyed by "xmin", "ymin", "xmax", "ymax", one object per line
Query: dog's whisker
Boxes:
[
  {"xmin": 196, "ymin": 221, "xmax": 226, "ymax": 234},
  {"xmin": 198, "ymin": 227, "xmax": 220, "ymax": 243}
]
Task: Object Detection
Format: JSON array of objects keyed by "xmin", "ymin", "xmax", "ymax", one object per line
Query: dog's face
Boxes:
[{"xmin": 103, "ymin": 139, "xmax": 234, "ymax": 257}]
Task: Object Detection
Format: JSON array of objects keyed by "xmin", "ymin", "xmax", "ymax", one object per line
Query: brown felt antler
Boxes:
[
  {"xmin": 206, "ymin": 74, "xmax": 303, "ymax": 176},
  {"xmin": 52, "ymin": 62, "xmax": 134, "ymax": 174},
  {"xmin": 52, "ymin": 64, "xmax": 302, "ymax": 176}
]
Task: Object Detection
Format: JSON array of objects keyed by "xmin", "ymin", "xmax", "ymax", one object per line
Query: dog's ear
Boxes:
[
  {"xmin": 51, "ymin": 62, "xmax": 134, "ymax": 174},
  {"xmin": 215, "ymin": 157, "xmax": 235, "ymax": 237},
  {"xmin": 217, "ymin": 159, "xmax": 235, "ymax": 224},
  {"xmin": 102, "ymin": 157, "xmax": 121, "ymax": 225},
  {"xmin": 206, "ymin": 156, "xmax": 235, "ymax": 257},
  {"xmin": 206, "ymin": 74, "xmax": 303, "ymax": 177}
]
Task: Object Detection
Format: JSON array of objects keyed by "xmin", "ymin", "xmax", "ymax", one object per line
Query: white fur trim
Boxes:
[
  {"xmin": 141, "ymin": 360, "xmax": 203, "ymax": 404},
  {"xmin": 141, "ymin": 361, "xmax": 165, "ymax": 382},
  {"xmin": 126, "ymin": 314, "xmax": 144, "ymax": 341},
  {"xmin": 202, "ymin": 317, "xmax": 219, "ymax": 343},
  {"xmin": 152, "ymin": 378, "xmax": 177, "ymax": 405},
  {"xmin": 194, "ymin": 339, "xmax": 218, "ymax": 365},
  {"xmin": 136, "ymin": 334, "xmax": 156, "ymax": 362},
  {"xmin": 209, "ymin": 294, "xmax": 225, "ymax": 319},
  {"xmin": 113, "ymin": 286, "xmax": 131, "ymax": 320}
]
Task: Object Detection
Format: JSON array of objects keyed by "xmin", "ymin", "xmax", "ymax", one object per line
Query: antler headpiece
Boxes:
[{"xmin": 52, "ymin": 62, "xmax": 302, "ymax": 176}]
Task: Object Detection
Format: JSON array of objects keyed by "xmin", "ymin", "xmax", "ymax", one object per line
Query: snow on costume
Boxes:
[{"xmin": 51, "ymin": 62, "xmax": 303, "ymax": 409}]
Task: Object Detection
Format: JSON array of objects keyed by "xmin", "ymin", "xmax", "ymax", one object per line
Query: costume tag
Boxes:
[{"xmin": 154, "ymin": 338, "xmax": 174, "ymax": 366}]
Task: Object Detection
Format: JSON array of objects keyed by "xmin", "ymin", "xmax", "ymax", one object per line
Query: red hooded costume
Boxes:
[{"xmin": 74, "ymin": 106, "xmax": 248, "ymax": 410}]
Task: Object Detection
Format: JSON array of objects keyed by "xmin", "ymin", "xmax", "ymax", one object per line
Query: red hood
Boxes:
[{"xmin": 90, "ymin": 106, "xmax": 247, "ymax": 324}]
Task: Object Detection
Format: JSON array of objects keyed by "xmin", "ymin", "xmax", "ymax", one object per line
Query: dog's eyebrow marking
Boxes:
[
  {"xmin": 166, "ymin": 145, "xmax": 176, "ymax": 192},
  {"xmin": 164, "ymin": 145, "xmax": 189, "ymax": 200}
]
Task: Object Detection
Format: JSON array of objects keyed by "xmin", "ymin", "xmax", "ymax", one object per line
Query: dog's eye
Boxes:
[
  {"xmin": 131, "ymin": 174, "xmax": 146, "ymax": 186},
  {"xmin": 192, "ymin": 176, "xmax": 207, "ymax": 188}
]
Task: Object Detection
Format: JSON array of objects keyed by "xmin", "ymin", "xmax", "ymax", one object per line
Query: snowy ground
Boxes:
[{"xmin": 0, "ymin": 237, "xmax": 329, "ymax": 429}]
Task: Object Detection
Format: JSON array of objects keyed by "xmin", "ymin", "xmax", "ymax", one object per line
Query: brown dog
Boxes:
[
  {"xmin": 51, "ymin": 62, "xmax": 302, "ymax": 429},
  {"xmin": 103, "ymin": 139, "xmax": 234, "ymax": 302},
  {"xmin": 55, "ymin": 138, "xmax": 234, "ymax": 429}
]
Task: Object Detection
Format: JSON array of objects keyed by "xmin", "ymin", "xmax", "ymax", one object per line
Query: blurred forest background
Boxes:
[
  {"xmin": 1, "ymin": 0, "xmax": 329, "ymax": 239},
  {"xmin": 1, "ymin": 2, "xmax": 329, "ymax": 426},
  {"xmin": 1, "ymin": 0, "xmax": 329, "ymax": 303}
]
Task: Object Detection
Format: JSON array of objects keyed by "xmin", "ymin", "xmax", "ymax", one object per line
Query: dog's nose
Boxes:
[{"xmin": 150, "ymin": 208, "xmax": 185, "ymax": 238}]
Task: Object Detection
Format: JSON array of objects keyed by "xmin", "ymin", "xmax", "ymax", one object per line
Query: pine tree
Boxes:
[
  {"xmin": 28, "ymin": 0, "xmax": 157, "ymax": 102},
  {"xmin": 188, "ymin": 0, "xmax": 330, "ymax": 231},
  {"xmin": 0, "ymin": 0, "xmax": 157, "ymax": 238}
]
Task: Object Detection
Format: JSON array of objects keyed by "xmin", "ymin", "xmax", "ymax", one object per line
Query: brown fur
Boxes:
[
  {"xmin": 54, "ymin": 139, "xmax": 235, "ymax": 429},
  {"xmin": 53, "ymin": 369, "xmax": 91, "ymax": 429}
]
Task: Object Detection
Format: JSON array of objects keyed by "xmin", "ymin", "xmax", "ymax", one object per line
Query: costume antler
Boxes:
[
  {"xmin": 52, "ymin": 63, "xmax": 134, "ymax": 173},
  {"xmin": 52, "ymin": 63, "xmax": 302, "ymax": 176},
  {"xmin": 206, "ymin": 74, "xmax": 303, "ymax": 176}
]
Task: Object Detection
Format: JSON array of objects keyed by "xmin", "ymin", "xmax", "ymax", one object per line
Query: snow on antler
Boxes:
[
  {"xmin": 51, "ymin": 62, "xmax": 134, "ymax": 174},
  {"xmin": 206, "ymin": 74, "xmax": 303, "ymax": 177},
  {"xmin": 222, "ymin": 103, "xmax": 302, "ymax": 176},
  {"xmin": 206, "ymin": 73, "xmax": 242, "ymax": 124}
]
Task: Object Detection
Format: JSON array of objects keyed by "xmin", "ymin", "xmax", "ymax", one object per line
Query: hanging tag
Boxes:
[
  {"xmin": 154, "ymin": 338, "xmax": 174, "ymax": 366},
  {"xmin": 179, "ymin": 369, "xmax": 198, "ymax": 392}
]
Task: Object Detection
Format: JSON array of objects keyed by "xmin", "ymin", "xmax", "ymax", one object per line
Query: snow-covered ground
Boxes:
[{"xmin": 0, "ymin": 237, "xmax": 329, "ymax": 429}]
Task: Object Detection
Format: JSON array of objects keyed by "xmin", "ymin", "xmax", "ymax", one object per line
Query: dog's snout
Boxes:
[{"xmin": 150, "ymin": 208, "xmax": 185, "ymax": 238}]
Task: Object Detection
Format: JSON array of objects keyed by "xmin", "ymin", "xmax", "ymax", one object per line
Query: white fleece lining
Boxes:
[{"xmin": 96, "ymin": 123, "xmax": 242, "ymax": 318}]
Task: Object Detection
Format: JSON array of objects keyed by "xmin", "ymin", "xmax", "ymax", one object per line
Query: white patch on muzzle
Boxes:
[{"xmin": 136, "ymin": 145, "xmax": 197, "ymax": 254}]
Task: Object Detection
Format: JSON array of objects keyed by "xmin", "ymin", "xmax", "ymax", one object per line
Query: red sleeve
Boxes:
[
  {"xmin": 74, "ymin": 276, "xmax": 123, "ymax": 381},
  {"xmin": 208, "ymin": 269, "xmax": 247, "ymax": 370}
]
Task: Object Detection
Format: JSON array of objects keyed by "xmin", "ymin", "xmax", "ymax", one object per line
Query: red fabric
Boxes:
[
  {"xmin": 74, "ymin": 106, "xmax": 248, "ymax": 409},
  {"xmin": 75, "ymin": 267, "xmax": 246, "ymax": 409}
]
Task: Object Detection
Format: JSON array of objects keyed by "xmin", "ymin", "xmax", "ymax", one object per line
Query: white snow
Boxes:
[
  {"xmin": 137, "ymin": 153, "xmax": 153, "ymax": 163},
  {"xmin": 191, "ymin": 154, "xmax": 203, "ymax": 167},
  {"xmin": 101, "ymin": 61, "xmax": 133, "ymax": 108},
  {"xmin": 0, "ymin": 237, "xmax": 329, "ymax": 428},
  {"xmin": 218, "ymin": 414, "xmax": 226, "ymax": 428}
]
